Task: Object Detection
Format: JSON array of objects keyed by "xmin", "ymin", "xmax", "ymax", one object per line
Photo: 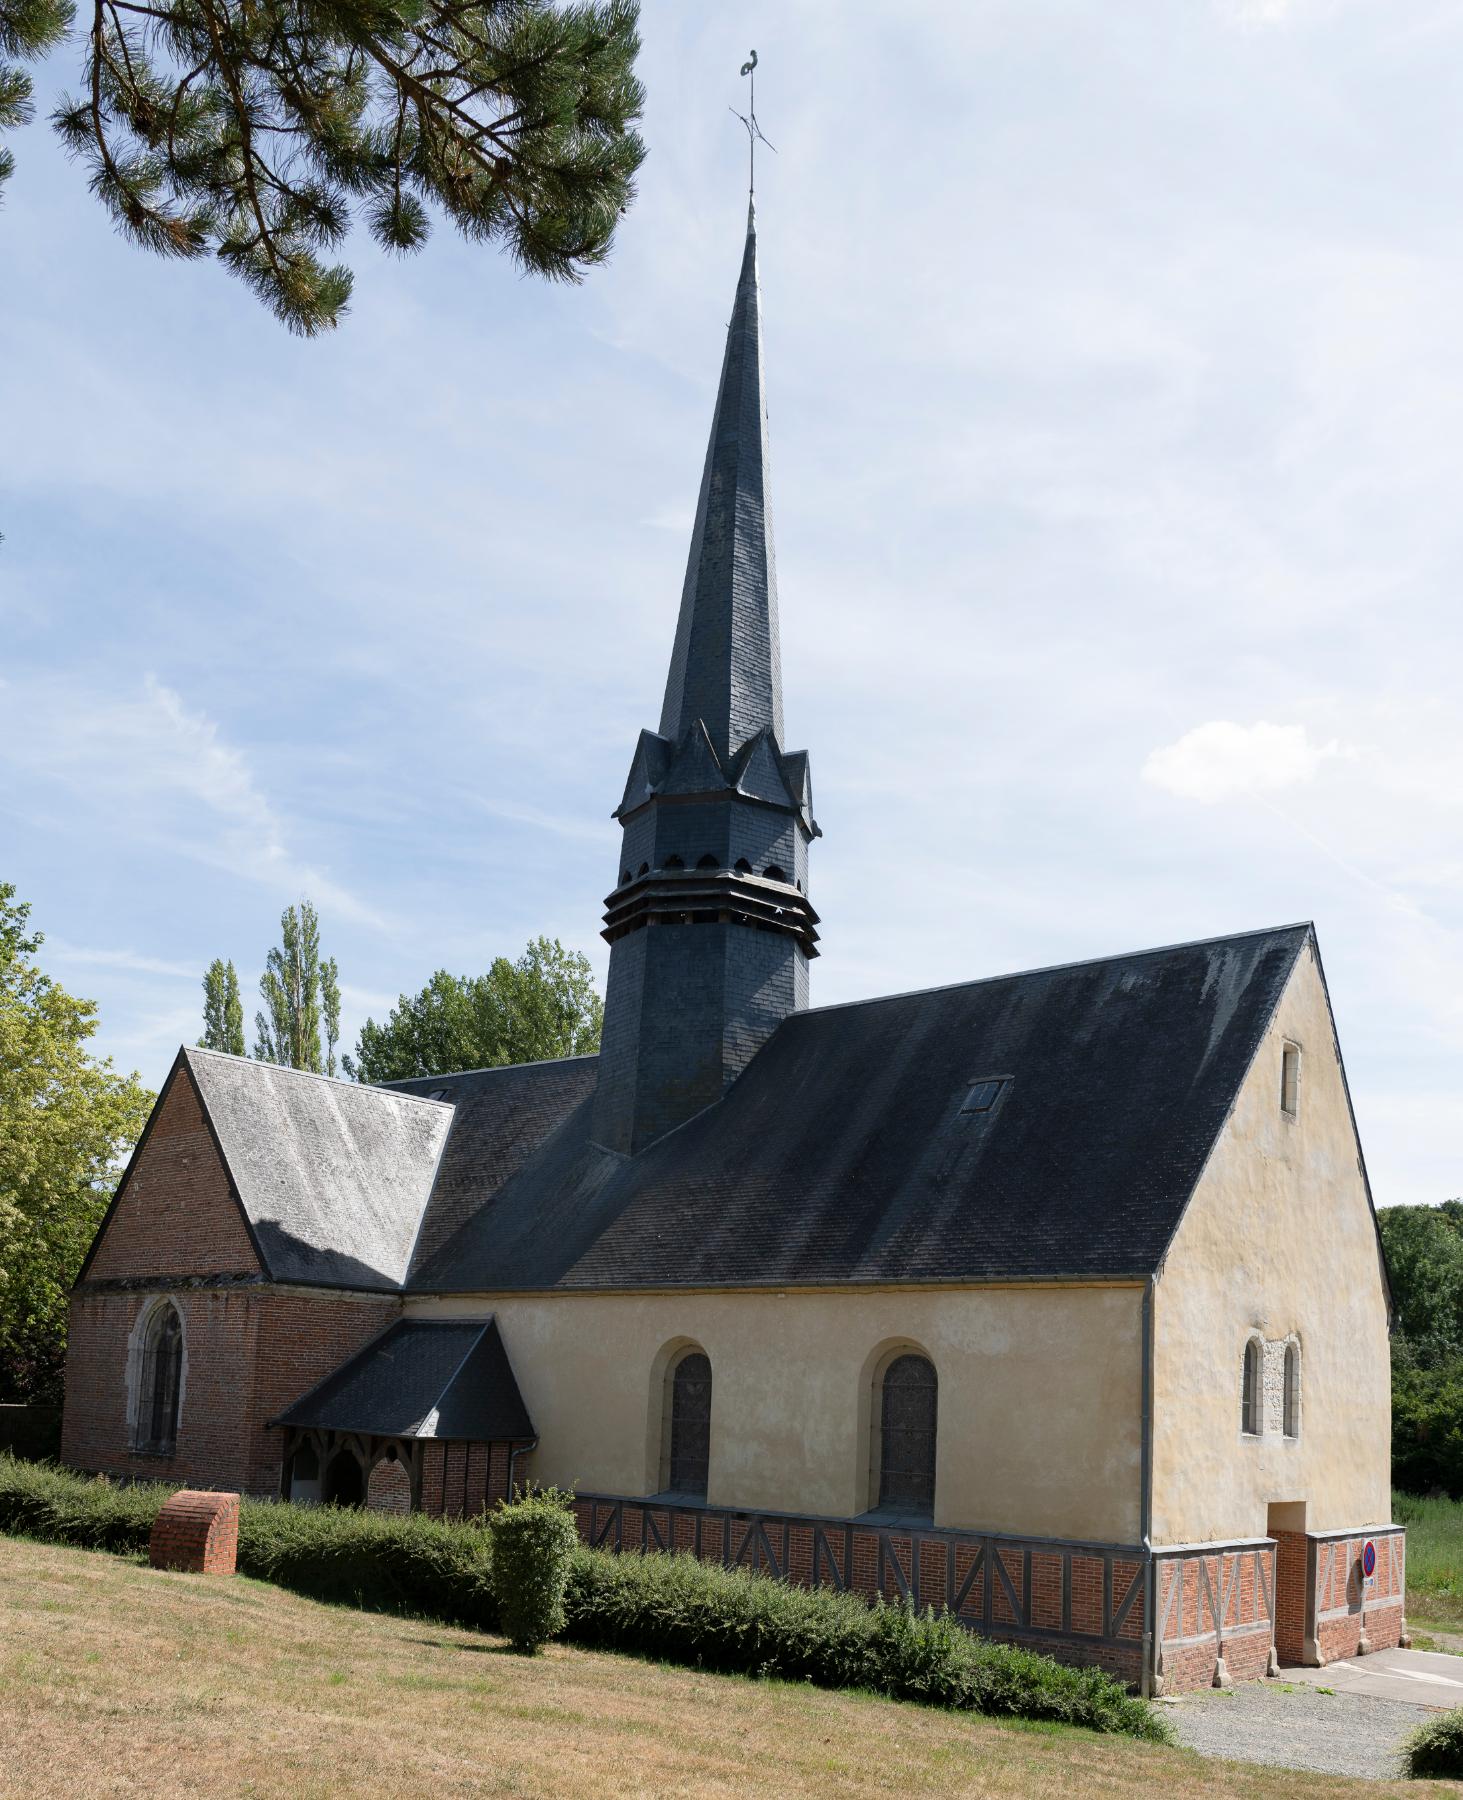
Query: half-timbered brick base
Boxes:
[
  {"xmin": 1307, "ymin": 1527, "xmax": 1406, "ymax": 1664},
  {"xmin": 571, "ymin": 1494, "xmax": 1148, "ymax": 1685}
]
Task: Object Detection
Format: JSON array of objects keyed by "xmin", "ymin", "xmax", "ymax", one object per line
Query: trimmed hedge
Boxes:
[{"xmin": 0, "ymin": 1455, "xmax": 1167, "ymax": 1742}]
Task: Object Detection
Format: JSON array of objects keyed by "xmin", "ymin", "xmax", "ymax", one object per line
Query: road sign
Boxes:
[{"xmin": 1362, "ymin": 1539, "xmax": 1377, "ymax": 1589}]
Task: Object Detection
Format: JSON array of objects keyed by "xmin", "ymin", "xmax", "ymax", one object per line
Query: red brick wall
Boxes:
[
  {"xmin": 420, "ymin": 1439, "xmax": 521, "ymax": 1518},
  {"xmin": 87, "ymin": 1068, "xmax": 260, "ymax": 1281},
  {"xmin": 366, "ymin": 1457, "xmax": 413, "ymax": 1515},
  {"xmin": 149, "ymin": 1490, "xmax": 239, "ymax": 1574},
  {"xmin": 61, "ymin": 1285, "xmax": 400, "ymax": 1495},
  {"xmin": 1272, "ymin": 1529, "xmax": 1309, "ymax": 1664},
  {"xmin": 1153, "ymin": 1544, "xmax": 1276, "ymax": 1692},
  {"xmin": 1311, "ymin": 1529, "xmax": 1405, "ymax": 1663}
]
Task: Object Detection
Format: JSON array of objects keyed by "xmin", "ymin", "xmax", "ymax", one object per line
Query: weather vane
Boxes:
[{"xmin": 731, "ymin": 49, "xmax": 777, "ymax": 200}]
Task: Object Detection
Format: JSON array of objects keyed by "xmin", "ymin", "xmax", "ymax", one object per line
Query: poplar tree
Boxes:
[
  {"xmin": 254, "ymin": 899, "xmax": 338, "ymax": 1072},
  {"xmin": 1, "ymin": 0, "xmax": 644, "ymax": 333},
  {"xmin": 198, "ymin": 957, "xmax": 245, "ymax": 1055}
]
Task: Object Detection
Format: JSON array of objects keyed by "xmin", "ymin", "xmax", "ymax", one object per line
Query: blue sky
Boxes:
[{"xmin": 4, "ymin": 1, "xmax": 1462, "ymax": 1208}]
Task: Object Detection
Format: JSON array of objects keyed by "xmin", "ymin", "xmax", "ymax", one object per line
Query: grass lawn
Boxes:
[
  {"xmin": 1, "ymin": 1534, "xmax": 1457, "ymax": 1799},
  {"xmin": 1397, "ymin": 1489, "xmax": 1463, "ymax": 1643}
]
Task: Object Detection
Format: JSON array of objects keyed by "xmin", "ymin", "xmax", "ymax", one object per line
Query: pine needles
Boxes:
[{"xmin": 5, "ymin": 0, "xmax": 644, "ymax": 330}]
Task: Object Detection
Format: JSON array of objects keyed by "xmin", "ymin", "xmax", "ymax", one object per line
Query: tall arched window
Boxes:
[
  {"xmin": 1283, "ymin": 1343, "xmax": 1301, "ymax": 1438},
  {"xmin": 1241, "ymin": 1338, "xmax": 1262, "ymax": 1436},
  {"xmin": 136, "ymin": 1304, "xmax": 183, "ymax": 1454},
  {"xmin": 878, "ymin": 1354, "xmax": 938, "ymax": 1514},
  {"xmin": 666, "ymin": 1351, "xmax": 712, "ymax": 1497}
]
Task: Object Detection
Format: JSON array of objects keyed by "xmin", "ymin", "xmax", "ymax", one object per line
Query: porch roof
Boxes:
[{"xmin": 274, "ymin": 1318, "xmax": 533, "ymax": 1442}]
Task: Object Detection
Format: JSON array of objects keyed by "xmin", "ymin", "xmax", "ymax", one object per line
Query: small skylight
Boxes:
[
  {"xmin": 426, "ymin": 1088, "xmax": 449, "ymax": 1103},
  {"xmin": 961, "ymin": 1077, "xmax": 1007, "ymax": 1115}
]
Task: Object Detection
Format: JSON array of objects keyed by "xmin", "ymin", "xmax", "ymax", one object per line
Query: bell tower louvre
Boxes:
[{"xmin": 590, "ymin": 201, "xmax": 820, "ymax": 1156}]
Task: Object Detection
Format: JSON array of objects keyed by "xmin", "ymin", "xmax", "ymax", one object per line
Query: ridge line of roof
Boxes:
[
  {"xmin": 381, "ymin": 1051, "xmax": 599, "ymax": 1090},
  {"xmin": 186, "ymin": 1044, "xmax": 456, "ymax": 1107},
  {"xmin": 797, "ymin": 922, "xmax": 1315, "ymax": 1020}
]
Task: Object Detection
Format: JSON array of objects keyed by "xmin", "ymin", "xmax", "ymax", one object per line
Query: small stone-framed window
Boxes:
[
  {"xmin": 1283, "ymin": 1342, "xmax": 1301, "ymax": 1439},
  {"xmin": 1241, "ymin": 1337, "xmax": 1262, "ymax": 1437},
  {"xmin": 1281, "ymin": 1042, "xmax": 1301, "ymax": 1118}
]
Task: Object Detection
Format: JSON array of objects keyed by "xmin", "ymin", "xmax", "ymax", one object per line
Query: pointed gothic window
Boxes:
[
  {"xmin": 878, "ymin": 1354, "xmax": 937, "ymax": 1515},
  {"xmin": 696, "ymin": 854, "xmax": 718, "ymax": 869},
  {"xmin": 666, "ymin": 1351, "xmax": 712, "ymax": 1497},
  {"xmin": 734, "ymin": 857, "xmax": 752, "ymax": 874},
  {"xmin": 136, "ymin": 1304, "xmax": 183, "ymax": 1454}
]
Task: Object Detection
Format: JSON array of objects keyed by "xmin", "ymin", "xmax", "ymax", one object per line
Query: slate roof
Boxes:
[
  {"xmin": 657, "ymin": 201, "xmax": 784, "ymax": 762},
  {"xmin": 273, "ymin": 1318, "xmax": 534, "ymax": 1440},
  {"xmin": 184, "ymin": 1048, "xmax": 451, "ymax": 1289},
  {"xmin": 405, "ymin": 924, "xmax": 1314, "ymax": 1292},
  {"xmin": 119, "ymin": 926, "xmax": 1315, "ymax": 1297}
]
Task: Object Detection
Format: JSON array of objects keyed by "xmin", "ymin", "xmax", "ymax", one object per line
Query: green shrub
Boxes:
[
  {"xmin": 1406, "ymin": 1706, "xmax": 1463, "ymax": 1779},
  {"xmin": 563, "ymin": 1545, "xmax": 1168, "ymax": 1741},
  {"xmin": 237, "ymin": 1497, "xmax": 496, "ymax": 1629},
  {"xmin": 0, "ymin": 1451, "xmax": 166, "ymax": 1552},
  {"xmin": 489, "ymin": 1487, "xmax": 579, "ymax": 1653},
  {"xmin": 0, "ymin": 1455, "xmax": 1166, "ymax": 1742}
]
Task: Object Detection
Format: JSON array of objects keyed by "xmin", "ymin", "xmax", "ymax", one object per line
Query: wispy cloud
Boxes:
[
  {"xmin": 1142, "ymin": 722, "xmax": 1352, "ymax": 805},
  {"xmin": 46, "ymin": 940, "xmax": 198, "ymax": 979}
]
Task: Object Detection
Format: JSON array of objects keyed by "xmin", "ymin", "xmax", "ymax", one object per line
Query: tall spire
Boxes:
[
  {"xmin": 657, "ymin": 204, "xmax": 783, "ymax": 763},
  {"xmin": 590, "ymin": 198, "xmax": 819, "ymax": 1159}
]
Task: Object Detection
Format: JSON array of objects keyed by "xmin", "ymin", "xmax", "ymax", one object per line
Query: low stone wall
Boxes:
[{"xmin": 571, "ymin": 1493, "xmax": 1147, "ymax": 1685}]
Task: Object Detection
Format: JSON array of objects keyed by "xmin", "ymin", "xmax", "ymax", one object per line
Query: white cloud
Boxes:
[{"xmin": 1142, "ymin": 721, "xmax": 1351, "ymax": 805}]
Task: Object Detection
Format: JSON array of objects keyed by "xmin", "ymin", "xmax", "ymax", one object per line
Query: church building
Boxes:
[{"xmin": 60, "ymin": 202, "xmax": 1401, "ymax": 1695}]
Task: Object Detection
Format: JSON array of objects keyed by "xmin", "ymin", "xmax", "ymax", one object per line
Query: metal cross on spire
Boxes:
[{"xmin": 731, "ymin": 49, "xmax": 776, "ymax": 202}]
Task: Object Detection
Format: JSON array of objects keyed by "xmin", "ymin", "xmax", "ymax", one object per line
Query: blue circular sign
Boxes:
[{"xmin": 1362, "ymin": 1540, "xmax": 1377, "ymax": 1579}]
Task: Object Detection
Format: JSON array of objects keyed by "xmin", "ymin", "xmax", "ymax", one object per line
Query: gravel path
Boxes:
[{"xmin": 1165, "ymin": 1683, "xmax": 1436, "ymax": 1782}]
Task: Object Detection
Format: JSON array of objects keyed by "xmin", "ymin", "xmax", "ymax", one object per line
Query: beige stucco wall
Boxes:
[
  {"xmin": 408, "ymin": 1284, "xmax": 1144, "ymax": 1541},
  {"xmin": 1150, "ymin": 939, "xmax": 1391, "ymax": 1544}
]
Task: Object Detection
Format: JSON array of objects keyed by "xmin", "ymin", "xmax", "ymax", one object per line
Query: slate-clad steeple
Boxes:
[
  {"xmin": 658, "ymin": 203, "xmax": 784, "ymax": 763},
  {"xmin": 592, "ymin": 204, "xmax": 819, "ymax": 1158}
]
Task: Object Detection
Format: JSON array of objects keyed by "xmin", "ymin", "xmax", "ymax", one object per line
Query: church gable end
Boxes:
[{"xmin": 82, "ymin": 1057, "xmax": 262, "ymax": 1284}]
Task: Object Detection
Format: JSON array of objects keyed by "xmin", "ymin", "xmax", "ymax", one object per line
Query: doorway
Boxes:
[{"xmin": 1268, "ymin": 1501, "xmax": 1310, "ymax": 1665}]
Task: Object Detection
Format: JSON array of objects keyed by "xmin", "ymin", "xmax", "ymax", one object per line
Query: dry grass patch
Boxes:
[{"xmin": 0, "ymin": 1532, "xmax": 1452, "ymax": 1799}]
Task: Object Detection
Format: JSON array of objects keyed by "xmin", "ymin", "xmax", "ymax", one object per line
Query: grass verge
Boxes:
[{"xmin": 0, "ymin": 1532, "xmax": 1453, "ymax": 1799}]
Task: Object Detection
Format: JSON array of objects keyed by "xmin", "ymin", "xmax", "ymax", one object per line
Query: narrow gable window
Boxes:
[
  {"xmin": 1281, "ymin": 1043, "xmax": 1301, "ymax": 1118},
  {"xmin": 1284, "ymin": 1343, "xmax": 1301, "ymax": 1439},
  {"xmin": 1241, "ymin": 1338, "xmax": 1262, "ymax": 1437}
]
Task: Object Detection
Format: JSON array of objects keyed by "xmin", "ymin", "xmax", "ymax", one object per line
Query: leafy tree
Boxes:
[
  {"xmin": 346, "ymin": 935, "xmax": 600, "ymax": 1082},
  {"xmin": 198, "ymin": 956, "xmax": 245, "ymax": 1056},
  {"xmin": 0, "ymin": 883, "xmax": 152, "ymax": 1403},
  {"xmin": 1380, "ymin": 1203, "xmax": 1463, "ymax": 1495},
  {"xmin": 254, "ymin": 899, "xmax": 341, "ymax": 1073},
  {"xmin": 1, "ymin": 0, "xmax": 644, "ymax": 333}
]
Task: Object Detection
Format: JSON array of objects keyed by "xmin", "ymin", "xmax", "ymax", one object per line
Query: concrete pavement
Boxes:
[{"xmin": 1283, "ymin": 1646, "xmax": 1463, "ymax": 1708}]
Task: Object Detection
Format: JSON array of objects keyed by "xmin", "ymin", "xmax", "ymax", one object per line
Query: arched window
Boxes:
[
  {"xmin": 665, "ymin": 854, "xmax": 685, "ymax": 870},
  {"xmin": 637, "ymin": 862, "xmax": 649, "ymax": 877},
  {"xmin": 136, "ymin": 1303, "xmax": 183, "ymax": 1454},
  {"xmin": 696, "ymin": 853, "xmax": 719, "ymax": 870},
  {"xmin": 878, "ymin": 1354, "xmax": 937, "ymax": 1514},
  {"xmin": 734, "ymin": 857, "xmax": 752, "ymax": 874},
  {"xmin": 763, "ymin": 863, "xmax": 787, "ymax": 884},
  {"xmin": 666, "ymin": 1350, "xmax": 712, "ymax": 1497},
  {"xmin": 1241, "ymin": 1338, "xmax": 1262, "ymax": 1436},
  {"xmin": 620, "ymin": 869, "xmax": 632, "ymax": 887},
  {"xmin": 1283, "ymin": 1343, "xmax": 1301, "ymax": 1439}
]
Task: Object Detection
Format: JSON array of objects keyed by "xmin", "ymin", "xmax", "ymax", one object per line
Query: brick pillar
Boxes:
[
  {"xmin": 1272, "ymin": 1530, "xmax": 1310, "ymax": 1665},
  {"xmin": 149, "ymin": 1490, "xmax": 239, "ymax": 1574}
]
